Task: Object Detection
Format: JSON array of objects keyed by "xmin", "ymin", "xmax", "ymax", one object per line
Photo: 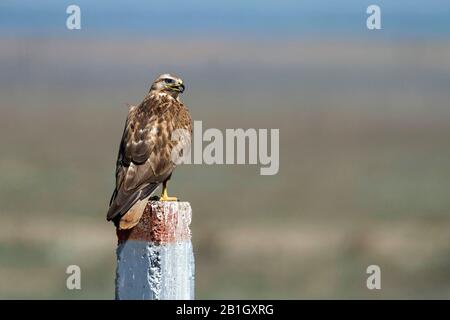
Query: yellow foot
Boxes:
[{"xmin": 160, "ymin": 181, "xmax": 178, "ymax": 201}]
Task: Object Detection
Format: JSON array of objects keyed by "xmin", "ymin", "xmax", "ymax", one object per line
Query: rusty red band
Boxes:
[{"xmin": 117, "ymin": 201, "xmax": 192, "ymax": 244}]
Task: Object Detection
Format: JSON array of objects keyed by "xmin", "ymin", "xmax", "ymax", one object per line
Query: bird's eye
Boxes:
[{"xmin": 165, "ymin": 79, "xmax": 175, "ymax": 84}]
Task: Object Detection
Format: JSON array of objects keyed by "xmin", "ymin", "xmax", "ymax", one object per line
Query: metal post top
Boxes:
[{"xmin": 116, "ymin": 200, "xmax": 192, "ymax": 244}]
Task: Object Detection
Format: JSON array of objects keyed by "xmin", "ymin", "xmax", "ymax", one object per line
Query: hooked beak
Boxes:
[{"xmin": 167, "ymin": 82, "xmax": 185, "ymax": 93}]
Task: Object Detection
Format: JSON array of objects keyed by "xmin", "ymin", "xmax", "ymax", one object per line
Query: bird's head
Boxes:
[{"xmin": 149, "ymin": 73, "xmax": 185, "ymax": 98}]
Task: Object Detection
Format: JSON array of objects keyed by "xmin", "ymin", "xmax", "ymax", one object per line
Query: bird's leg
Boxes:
[{"xmin": 159, "ymin": 180, "xmax": 177, "ymax": 201}]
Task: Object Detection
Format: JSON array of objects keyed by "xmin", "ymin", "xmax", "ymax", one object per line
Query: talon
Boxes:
[{"xmin": 160, "ymin": 195, "xmax": 178, "ymax": 201}]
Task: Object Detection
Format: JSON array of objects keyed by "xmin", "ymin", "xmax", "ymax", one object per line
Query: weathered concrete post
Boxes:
[{"xmin": 115, "ymin": 201, "xmax": 194, "ymax": 300}]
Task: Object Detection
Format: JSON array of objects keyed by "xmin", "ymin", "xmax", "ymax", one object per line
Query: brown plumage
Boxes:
[{"xmin": 106, "ymin": 74, "xmax": 192, "ymax": 229}]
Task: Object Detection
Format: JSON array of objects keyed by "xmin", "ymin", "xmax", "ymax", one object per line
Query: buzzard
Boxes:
[{"xmin": 106, "ymin": 74, "xmax": 192, "ymax": 229}]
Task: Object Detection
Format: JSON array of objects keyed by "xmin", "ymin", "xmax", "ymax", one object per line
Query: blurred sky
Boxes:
[{"xmin": 1, "ymin": 0, "xmax": 450, "ymax": 39}]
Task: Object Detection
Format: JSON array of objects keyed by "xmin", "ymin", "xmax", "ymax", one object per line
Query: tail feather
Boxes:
[
  {"xmin": 106, "ymin": 183, "xmax": 159, "ymax": 222},
  {"xmin": 117, "ymin": 195, "xmax": 150, "ymax": 229}
]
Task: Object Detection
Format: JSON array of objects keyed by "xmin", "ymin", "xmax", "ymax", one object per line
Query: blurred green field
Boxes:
[{"xmin": 1, "ymin": 38, "xmax": 450, "ymax": 299}]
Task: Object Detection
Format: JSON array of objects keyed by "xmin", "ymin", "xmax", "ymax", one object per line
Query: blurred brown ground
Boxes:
[{"xmin": 1, "ymin": 38, "xmax": 450, "ymax": 298}]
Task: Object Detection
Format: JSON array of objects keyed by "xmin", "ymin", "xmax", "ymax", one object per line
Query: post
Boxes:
[{"xmin": 115, "ymin": 201, "xmax": 194, "ymax": 300}]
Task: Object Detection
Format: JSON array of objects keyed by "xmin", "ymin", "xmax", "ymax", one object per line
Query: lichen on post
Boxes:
[{"xmin": 115, "ymin": 201, "xmax": 194, "ymax": 300}]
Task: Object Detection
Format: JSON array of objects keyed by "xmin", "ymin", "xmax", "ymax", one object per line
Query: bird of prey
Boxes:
[{"xmin": 106, "ymin": 74, "xmax": 192, "ymax": 229}]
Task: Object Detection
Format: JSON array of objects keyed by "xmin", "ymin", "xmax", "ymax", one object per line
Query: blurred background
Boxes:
[{"xmin": 1, "ymin": 0, "xmax": 450, "ymax": 299}]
